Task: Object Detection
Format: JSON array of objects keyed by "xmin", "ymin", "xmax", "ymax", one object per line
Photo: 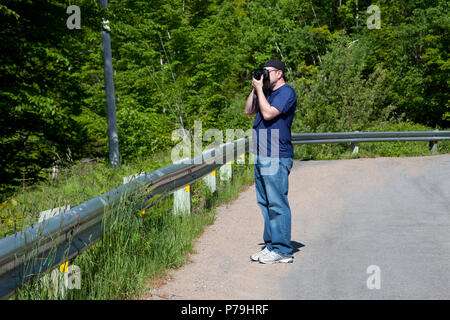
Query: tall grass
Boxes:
[
  {"xmin": 0, "ymin": 150, "xmax": 174, "ymax": 239},
  {"xmin": 12, "ymin": 160, "xmax": 254, "ymax": 299}
]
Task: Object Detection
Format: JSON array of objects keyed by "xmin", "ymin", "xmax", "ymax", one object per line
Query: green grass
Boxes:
[
  {"xmin": 10, "ymin": 158, "xmax": 255, "ymax": 300},
  {"xmin": 0, "ymin": 150, "xmax": 174, "ymax": 239}
]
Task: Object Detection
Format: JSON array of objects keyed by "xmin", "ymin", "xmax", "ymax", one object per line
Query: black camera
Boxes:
[{"xmin": 253, "ymin": 68, "xmax": 269, "ymax": 81}]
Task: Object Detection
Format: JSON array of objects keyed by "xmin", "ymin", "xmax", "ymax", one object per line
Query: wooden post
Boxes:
[
  {"xmin": 220, "ymin": 161, "xmax": 232, "ymax": 181},
  {"xmin": 203, "ymin": 170, "xmax": 216, "ymax": 193},
  {"xmin": 38, "ymin": 205, "xmax": 73, "ymax": 298},
  {"xmin": 429, "ymin": 140, "xmax": 438, "ymax": 152},
  {"xmin": 350, "ymin": 131, "xmax": 360, "ymax": 154},
  {"xmin": 429, "ymin": 130, "xmax": 439, "ymax": 152},
  {"xmin": 38, "ymin": 205, "xmax": 72, "ymax": 223},
  {"xmin": 237, "ymin": 153, "xmax": 245, "ymax": 164},
  {"xmin": 123, "ymin": 172, "xmax": 146, "ymax": 184},
  {"xmin": 174, "ymin": 185, "xmax": 191, "ymax": 215},
  {"xmin": 350, "ymin": 142, "xmax": 359, "ymax": 154}
]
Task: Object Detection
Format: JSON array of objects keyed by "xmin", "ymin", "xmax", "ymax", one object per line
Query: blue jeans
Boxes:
[{"xmin": 254, "ymin": 156, "xmax": 294, "ymax": 257}]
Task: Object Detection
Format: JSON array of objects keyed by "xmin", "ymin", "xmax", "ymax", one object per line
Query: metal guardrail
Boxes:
[
  {"xmin": 0, "ymin": 138, "xmax": 251, "ymax": 299},
  {"xmin": 1, "ymin": 130, "xmax": 449, "ymax": 299},
  {"xmin": 291, "ymin": 131, "xmax": 450, "ymax": 145}
]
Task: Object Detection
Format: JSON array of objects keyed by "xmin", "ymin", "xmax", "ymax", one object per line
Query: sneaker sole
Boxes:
[
  {"xmin": 250, "ymin": 253, "xmax": 268, "ymax": 261},
  {"xmin": 250, "ymin": 249, "xmax": 270, "ymax": 261},
  {"xmin": 259, "ymin": 257, "xmax": 294, "ymax": 264}
]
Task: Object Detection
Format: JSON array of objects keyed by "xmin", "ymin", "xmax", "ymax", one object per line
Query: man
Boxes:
[{"xmin": 245, "ymin": 58, "xmax": 297, "ymax": 264}]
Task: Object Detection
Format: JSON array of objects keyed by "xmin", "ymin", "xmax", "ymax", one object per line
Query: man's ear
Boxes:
[{"xmin": 278, "ymin": 70, "xmax": 283, "ymax": 80}]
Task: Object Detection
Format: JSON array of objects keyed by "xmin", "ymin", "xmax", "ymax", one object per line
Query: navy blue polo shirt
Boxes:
[{"xmin": 252, "ymin": 83, "xmax": 297, "ymax": 158}]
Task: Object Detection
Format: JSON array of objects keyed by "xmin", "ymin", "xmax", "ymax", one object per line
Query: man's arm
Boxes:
[
  {"xmin": 252, "ymin": 77, "xmax": 282, "ymax": 121},
  {"xmin": 245, "ymin": 88, "xmax": 256, "ymax": 115}
]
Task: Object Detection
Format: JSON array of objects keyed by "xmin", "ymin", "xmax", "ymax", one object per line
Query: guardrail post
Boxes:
[
  {"xmin": 350, "ymin": 131, "xmax": 359, "ymax": 154},
  {"xmin": 350, "ymin": 142, "xmax": 359, "ymax": 154},
  {"xmin": 123, "ymin": 172, "xmax": 146, "ymax": 184},
  {"xmin": 429, "ymin": 130, "xmax": 438, "ymax": 152},
  {"xmin": 237, "ymin": 153, "xmax": 245, "ymax": 164},
  {"xmin": 220, "ymin": 161, "xmax": 232, "ymax": 181},
  {"xmin": 174, "ymin": 185, "xmax": 191, "ymax": 215},
  {"xmin": 429, "ymin": 140, "xmax": 438, "ymax": 152},
  {"xmin": 203, "ymin": 170, "xmax": 216, "ymax": 193},
  {"xmin": 38, "ymin": 205, "xmax": 72, "ymax": 223},
  {"xmin": 38, "ymin": 205, "xmax": 72, "ymax": 299}
]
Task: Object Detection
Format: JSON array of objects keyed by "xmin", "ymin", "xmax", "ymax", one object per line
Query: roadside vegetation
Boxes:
[
  {"xmin": 1, "ymin": 0, "xmax": 449, "ymax": 299},
  {"xmin": 11, "ymin": 153, "xmax": 254, "ymax": 299}
]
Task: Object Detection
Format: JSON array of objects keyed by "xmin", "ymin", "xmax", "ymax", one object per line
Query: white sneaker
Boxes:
[
  {"xmin": 258, "ymin": 250, "xmax": 293, "ymax": 264},
  {"xmin": 250, "ymin": 247, "xmax": 270, "ymax": 261}
]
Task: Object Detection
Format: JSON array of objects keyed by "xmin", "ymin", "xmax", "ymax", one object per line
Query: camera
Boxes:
[{"xmin": 253, "ymin": 68, "xmax": 269, "ymax": 81}]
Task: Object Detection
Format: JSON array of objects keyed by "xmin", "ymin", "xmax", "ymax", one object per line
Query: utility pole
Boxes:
[{"xmin": 99, "ymin": 0, "xmax": 120, "ymax": 168}]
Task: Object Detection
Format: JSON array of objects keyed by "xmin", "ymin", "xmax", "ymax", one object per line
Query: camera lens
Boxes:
[
  {"xmin": 253, "ymin": 69, "xmax": 262, "ymax": 80},
  {"xmin": 253, "ymin": 68, "xmax": 269, "ymax": 81}
]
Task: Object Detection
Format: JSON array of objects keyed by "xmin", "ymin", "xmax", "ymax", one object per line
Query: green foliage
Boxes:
[
  {"xmin": 117, "ymin": 107, "xmax": 173, "ymax": 158},
  {"xmin": 291, "ymin": 36, "xmax": 394, "ymax": 134},
  {"xmin": 0, "ymin": 0, "xmax": 102, "ymax": 197},
  {"xmin": 363, "ymin": 0, "xmax": 449, "ymax": 127},
  {"xmin": 1, "ymin": 0, "xmax": 449, "ymax": 198}
]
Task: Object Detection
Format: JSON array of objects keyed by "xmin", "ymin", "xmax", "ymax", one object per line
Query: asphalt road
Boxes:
[{"xmin": 145, "ymin": 154, "xmax": 450, "ymax": 300}]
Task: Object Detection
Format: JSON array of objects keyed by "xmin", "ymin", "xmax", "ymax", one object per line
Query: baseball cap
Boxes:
[{"xmin": 264, "ymin": 58, "xmax": 286, "ymax": 72}]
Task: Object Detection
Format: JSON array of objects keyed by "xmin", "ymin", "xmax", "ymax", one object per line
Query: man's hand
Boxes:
[
  {"xmin": 252, "ymin": 75, "xmax": 282, "ymax": 121},
  {"xmin": 252, "ymin": 74, "xmax": 263, "ymax": 91}
]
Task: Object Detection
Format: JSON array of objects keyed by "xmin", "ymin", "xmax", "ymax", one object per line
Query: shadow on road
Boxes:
[
  {"xmin": 257, "ymin": 241, "xmax": 305, "ymax": 254},
  {"xmin": 291, "ymin": 241, "xmax": 305, "ymax": 254}
]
